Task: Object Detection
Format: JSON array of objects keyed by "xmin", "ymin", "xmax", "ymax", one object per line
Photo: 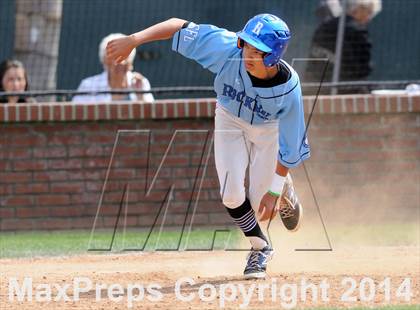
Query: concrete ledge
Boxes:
[{"xmin": 0, "ymin": 94, "xmax": 419, "ymax": 123}]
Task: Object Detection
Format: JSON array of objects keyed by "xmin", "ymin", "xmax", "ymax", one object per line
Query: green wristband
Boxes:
[{"xmin": 268, "ymin": 190, "xmax": 281, "ymax": 197}]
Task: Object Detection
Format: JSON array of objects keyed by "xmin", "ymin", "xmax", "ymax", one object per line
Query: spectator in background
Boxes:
[
  {"xmin": 72, "ymin": 33, "xmax": 154, "ymax": 103},
  {"xmin": 315, "ymin": 0, "xmax": 343, "ymax": 23},
  {"xmin": 0, "ymin": 59, "xmax": 35, "ymax": 104},
  {"xmin": 305, "ymin": 0, "xmax": 382, "ymax": 94}
]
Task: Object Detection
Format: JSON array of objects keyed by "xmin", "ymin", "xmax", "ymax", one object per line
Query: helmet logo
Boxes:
[{"xmin": 251, "ymin": 22, "xmax": 264, "ymax": 36}]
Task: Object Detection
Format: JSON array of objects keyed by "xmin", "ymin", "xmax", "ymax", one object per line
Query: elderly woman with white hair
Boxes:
[
  {"xmin": 305, "ymin": 0, "xmax": 382, "ymax": 94},
  {"xmin": 72, "ymin": 33, "xmax": 154, "ymax": 103}
]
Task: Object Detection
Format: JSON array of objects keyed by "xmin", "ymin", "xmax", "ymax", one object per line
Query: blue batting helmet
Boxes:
[{"xmin": 237, "ymin": 14, "xmax": 291, "ymax": 67}]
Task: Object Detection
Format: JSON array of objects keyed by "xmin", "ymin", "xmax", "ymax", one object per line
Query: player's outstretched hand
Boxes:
[
  {"xmin": 258, "ymin": 192, "xmax": 278, "ymax": 222},
  {"xmin": 106, "ymin": 35, "xmax": 137, "ymax": 64}
]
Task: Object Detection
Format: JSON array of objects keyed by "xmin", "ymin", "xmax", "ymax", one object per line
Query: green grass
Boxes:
[
  {"xmin": 0, "ymin": 228, "xmax": 242, "ymax": 258},
  {"xmin": 327, "ymin": 222, "xmax": 419, "ymax": 246},
  {"xmin": 269, "ymin": 220, "xmax": 419, "ymax": 250},
  {"xmin": 1, "ymin": 221, "xmax": 418, "ymax": 258}
]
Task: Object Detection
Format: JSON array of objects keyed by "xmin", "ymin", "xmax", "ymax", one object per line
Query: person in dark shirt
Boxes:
[
  {"xmin": 305, "ymin": 0, "xmax": 382, "ymax": 94},
  {"xmin": 315, "ymin": 0, "xmax": 343, "ymax": 23}
]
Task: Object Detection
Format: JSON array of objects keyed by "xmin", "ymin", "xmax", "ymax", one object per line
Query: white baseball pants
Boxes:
[{"xmin": 214, "ymin": 105, "xmax": 278, "ymax": 211}]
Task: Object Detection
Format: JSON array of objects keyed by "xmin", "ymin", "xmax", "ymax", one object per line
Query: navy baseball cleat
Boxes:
[
  {"xmin": 278, "ymin": 176, "xmax": 303, "ymax": 232},
  {"xmin": 243, "ymin": 246, "xmax": 273, "ymax": 279}
]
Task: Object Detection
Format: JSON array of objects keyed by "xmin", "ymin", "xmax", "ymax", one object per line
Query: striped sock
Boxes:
[{"xmin": 225, "ymin": 198, "xmax": 268, "ymax": 250}]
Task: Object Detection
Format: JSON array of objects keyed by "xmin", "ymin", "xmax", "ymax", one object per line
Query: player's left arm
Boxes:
[
  {"xmin": 258, "ymin": 83, "xmax": 310, "ymax": 221},
  {"xmin": 258, "ymin": 161, "xmax": 289, "ymax": 221}
]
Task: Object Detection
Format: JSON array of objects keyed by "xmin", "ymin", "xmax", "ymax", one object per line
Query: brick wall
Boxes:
[{"xmin": 0, "ymin": 95, "xmax": 419, "ymax": 231}]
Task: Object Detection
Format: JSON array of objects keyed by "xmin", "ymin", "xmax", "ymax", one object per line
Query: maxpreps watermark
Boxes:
[
  {"xmin": 8, "ymin": 276, "xmax": 412, "ymax": 309},
  {"xmin": 8, "ymin": 277, "xmax": 162, "ymax": 308}
]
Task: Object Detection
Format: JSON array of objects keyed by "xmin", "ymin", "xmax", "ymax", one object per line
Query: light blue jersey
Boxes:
[{"xmin": 172, "ymin": 22, "xmax": 310, "ymax": 168}]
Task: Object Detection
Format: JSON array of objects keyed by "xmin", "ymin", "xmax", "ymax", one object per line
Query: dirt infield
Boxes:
[{"xmin": 1, "ymin": 244, "xmax": 418, "ymax": 309}]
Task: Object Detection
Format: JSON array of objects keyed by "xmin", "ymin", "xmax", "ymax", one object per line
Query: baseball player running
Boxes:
[{"xmin": 107, "ymin": 14, "xmax": 310, "ymax": 279}]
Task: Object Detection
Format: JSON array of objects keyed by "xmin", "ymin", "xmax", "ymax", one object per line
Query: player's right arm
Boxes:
[
  {"xmin": 107, "ymin": 18, "xmax": 187, "ymax": 64},
  {"xmin": 108, "ymin": 18, "xmax": 237, "ymax": 74}
]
